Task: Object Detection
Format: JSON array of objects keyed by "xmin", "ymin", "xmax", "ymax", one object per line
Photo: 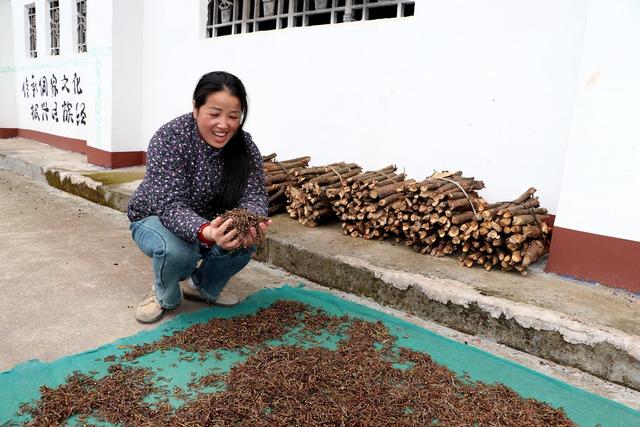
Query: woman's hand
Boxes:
[
  {"xmin": 242, "ymin": 219, "xmax": 273, "ymax": 247},
  {"xmin": 204, "ymin": 216, "xmax": 241, "ymax": 250}
]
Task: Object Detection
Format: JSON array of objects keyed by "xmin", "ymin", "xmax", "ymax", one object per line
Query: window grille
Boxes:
[
  {"xmin": 206, "ymin": 0, "xmax": 415, "ymax": 38},
  {"xmin": 27, "ymin": 5, "xmax": 37, "ymax": 58},
  {"xmin": 49, "ymin": 0, "xmax": 60, "ymax": 55},
  {"xmin": 76, "ymin": 0, "xmax": 87, "ymax": 53}
]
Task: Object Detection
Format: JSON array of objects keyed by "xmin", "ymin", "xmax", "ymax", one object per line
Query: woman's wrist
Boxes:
[{"xmin": 197, "ymin": 223, "xmax": 216, "ymax": 245}]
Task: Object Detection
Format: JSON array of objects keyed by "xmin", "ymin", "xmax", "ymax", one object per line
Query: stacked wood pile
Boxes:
[
  {"xmin": 285, "ymin": 162, "xmax": 362, "ymax": 227},
  {"xmin": 262, "ymin": 153, "xmax": 310, "ymax": 215},
  {"xmin": 327, "ymin": 169, "xmax": 550, "ymax": 275},
  {"xmin": 262, "ymin": 152, "xmax": 551, "ymax": 274},
  {"xmin": 326, "ymin": 165, "xmax": 410, "ymax": 240},
  {"xmin": 457, "ymin": 187, "xmax": 550, "ymax": 275}
]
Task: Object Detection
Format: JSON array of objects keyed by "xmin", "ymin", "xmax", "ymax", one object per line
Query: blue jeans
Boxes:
[{"xmin": 130, "ymin": 216, "xmax": 255, "ymax": 309}]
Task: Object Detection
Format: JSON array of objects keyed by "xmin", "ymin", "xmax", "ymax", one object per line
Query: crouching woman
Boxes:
[{"xmin": 127, "ymin": 71, "xmax": 271, "ymax": 323}]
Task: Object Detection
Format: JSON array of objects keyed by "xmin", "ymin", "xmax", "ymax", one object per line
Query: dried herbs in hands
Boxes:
[{"xmin": 220, "ymin": 208, "xmax": 269, "ymax": 245}]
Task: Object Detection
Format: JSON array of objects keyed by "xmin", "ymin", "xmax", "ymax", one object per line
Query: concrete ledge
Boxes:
[
  {"xmin": 255, "ymin": 219, "xmax": 640, "ymax": 391},
  {"xmin": 0, "ymin": 138, "xmax": 143, "ymax": 212},
  {"xmin": 44, "ymin": 169, "xmax": 142, "ymax": 212}
]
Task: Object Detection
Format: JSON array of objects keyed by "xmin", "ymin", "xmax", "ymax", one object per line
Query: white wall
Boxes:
[
  {"xmin": 141, "ymin": 0, "xmax": 199, "ymax": 133},
  {"xmin": 7, "ymin": 0, "xmax": 113, "ymax": 151},
  {"xmin": 111, "ymin": 0, "xmax": 142, "ymax": 152},
  {"xmin": 141, "ymin": 0, "xmax": 590, "ymax": 214},
  {"xmin": 554, "ymin": 0, "xmax": 640, "ymax": 242},
  {"xmin": 84, "ymin": 0, "xmax": 114, "ymax": 152},
  {"xmin": 0, "ymin": 0, "xmax": 18, "ymax": 128}
]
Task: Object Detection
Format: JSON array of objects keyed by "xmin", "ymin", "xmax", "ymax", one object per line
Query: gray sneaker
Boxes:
[
  {"xmin": 135, "ymin": 289, "xmax": 163, "ymax": 323},
  {"xmin": 180, "ymin": 279, "xmax": 240, "ymax": 307}
]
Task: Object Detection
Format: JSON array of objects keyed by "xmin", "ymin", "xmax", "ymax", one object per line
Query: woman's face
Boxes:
[{"xmin": 193, "ymin": 90, "xmax": 243, "ymax": 149}]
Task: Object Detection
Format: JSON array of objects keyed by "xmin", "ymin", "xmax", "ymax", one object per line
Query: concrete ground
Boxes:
[{"xmin": 1, "ymin": 137, "xmax": 640, "ymax": 412}]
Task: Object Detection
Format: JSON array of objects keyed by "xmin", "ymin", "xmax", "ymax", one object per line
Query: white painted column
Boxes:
[
  {"xmin": 110, "ymin": 0, "xmax": 143, "ymax": 153},
  {"xmin": 555, "ymin": 0, "xmax": 640, "ymax": 242}
]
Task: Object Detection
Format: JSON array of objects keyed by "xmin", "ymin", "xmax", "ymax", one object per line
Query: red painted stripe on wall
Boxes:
[
  {"xmin": 0, "ymin": 128, "xmax": 145, "ymax": 168},
  {"xmin": 17, "ymin": 128, "xmax": 87, "ymax": 153},
  {"xmin": 87, "ymin": 148, "xmax": 145, "ymax": 168},
  {"xmin": 546, "ymin": 227, "xmax": 640, "ymax": 292},
  {"xmin": 0, "ymin": 128, "xmax": 18, "ymax": 138},
  {"xmin": 546, "ymin": 214, "xmax": 555, "ymax": 228}
]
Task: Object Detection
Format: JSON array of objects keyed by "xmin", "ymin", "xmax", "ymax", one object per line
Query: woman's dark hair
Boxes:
[{"xmin": 193, "ymin": 71, "xmax": 251, "ymax": 212}]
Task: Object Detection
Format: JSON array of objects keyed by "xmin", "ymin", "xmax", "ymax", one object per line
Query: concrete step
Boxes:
[{"xmin": 0, "ymin": 138, "xmax": 143, "ymax": 212}]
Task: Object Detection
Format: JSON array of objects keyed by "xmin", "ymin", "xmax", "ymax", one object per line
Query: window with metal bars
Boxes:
[
  {"xmin": 49, "ymin": 0, "xmax": 60, "ymax": 55},
  {"xmin": 27, "ymin": 5, "xmax": 37, "ymax": 58},
  {"xmin": 76, "ymin": 0, "xmax": 87, "ymax": 53},
  {"xmin": 206, "ymin": 0, "xmax": 415, "ymax": 38}
]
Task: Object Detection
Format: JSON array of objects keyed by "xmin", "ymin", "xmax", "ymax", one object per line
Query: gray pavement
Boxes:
[
  {"xmin": 0, "ymin": 167, "xmax": 336, "ymax": 369},
  {"xmin": 2, "ymin": 137, "xmax": 640, "ymax": 410},
  {"xmin": 0, "ymin": 168, "xmax": 262, "ymax": 368}
]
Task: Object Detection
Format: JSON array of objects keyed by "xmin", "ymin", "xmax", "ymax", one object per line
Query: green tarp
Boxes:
[{"xmin": 1, "ymin": 285, "xmax": 638, "ymax": 426}]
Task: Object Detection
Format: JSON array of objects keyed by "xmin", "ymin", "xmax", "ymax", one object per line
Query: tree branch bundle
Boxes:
[
  {"xmin": 457, "ymin": 187, "xmax": 551, "ymax": 275},
  {"xmin": 395, "ymin": 171, "xmax": 488, "ymax": 258},
  {"xmin": 285, "ymin": 162, "xmax": 362, "ymax": 227},
  {"xmin": 326, "ymin": 165, "xmax": 411, "ymax": 240},
  {"xmin": 262, "ymin": 154, "xmax": 311, "ymax": 215}
]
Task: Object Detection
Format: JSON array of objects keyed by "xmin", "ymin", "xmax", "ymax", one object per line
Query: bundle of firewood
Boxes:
[
  {"xmin": 358, "ymin": 171, "xmax": 484, "ymax": 259},
  {"xmin": 262, "ymin": 154, "xmax": 311, "ymax": 215},
  {"xmin": 326, "ymin": 165, "xmax": 410, "ymax": 240},
  {"xmin": 457, "ymin": 187, "xmax": 550, "ymax": 275},
  {"xmin": 285, "ymin": 162, "xmax": 362, "ymax": 227}
]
